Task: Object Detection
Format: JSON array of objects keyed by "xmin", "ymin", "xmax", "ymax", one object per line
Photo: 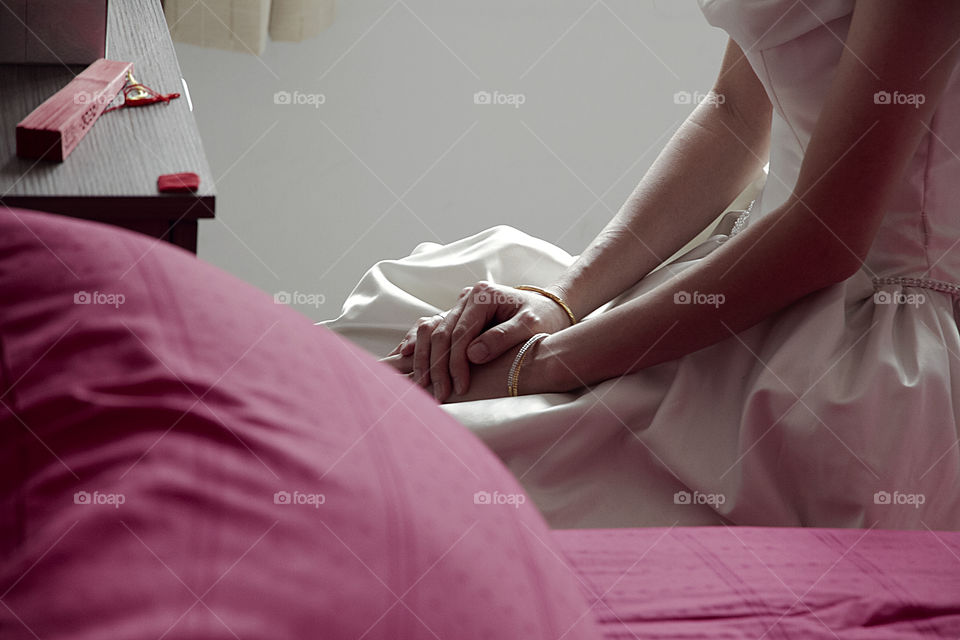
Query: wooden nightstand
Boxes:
[{"xmin": 0, "ymin": 0, "xmax": 215, "ymax": 253}]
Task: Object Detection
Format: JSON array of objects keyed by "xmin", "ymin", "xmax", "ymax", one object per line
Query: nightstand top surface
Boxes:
[{"xmin": 0, "ymin": 0, "xmax": 215, "ymax": 221}]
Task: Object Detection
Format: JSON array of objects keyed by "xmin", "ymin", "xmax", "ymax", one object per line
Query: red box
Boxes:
[{"xmin": 16, "ymin": 59, "xmax": 132, "ymax": 162}]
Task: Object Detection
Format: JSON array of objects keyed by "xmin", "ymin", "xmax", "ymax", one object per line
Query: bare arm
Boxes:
[
  {"xmin": 412, "ymin": 39, "xmax": 773, "ymax": 402},
  {"xmin": 552, "ymin": 38, "xmax": 772, "ymax": 320},
  {"xmin": 525, "ymin": 0, "xmax": 960, "ymax": 392}
]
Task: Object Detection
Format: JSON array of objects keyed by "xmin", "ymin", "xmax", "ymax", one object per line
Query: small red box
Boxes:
[{"xmin": 157, "ymin": 172, "xmax": 200, "ymax": 193}]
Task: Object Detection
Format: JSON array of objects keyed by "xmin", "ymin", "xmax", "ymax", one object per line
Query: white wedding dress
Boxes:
[{"xmin": 322, "ymin": 0, "xmax": 960, "ymax": 530}]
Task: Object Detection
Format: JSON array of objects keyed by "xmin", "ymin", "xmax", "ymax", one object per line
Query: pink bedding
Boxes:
[
  {"xmin": 554, "ymin": 527, "xmax": 960, "ymax": 638},
  {"xmin": 4, "ymin": 207, "xmax": 959, "ymax": 639},
  {"xmin": 0, "ymin": 208, "xmax": 601, "ymax": 640}
]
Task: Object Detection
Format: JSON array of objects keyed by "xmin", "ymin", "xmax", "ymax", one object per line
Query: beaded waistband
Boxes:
[
  {"xmin": 724, "ymin": 203, "xmax": 960, "ymax": 299},
  {"xmin": 872, "ymin": 276, "xmax": 960, "ymax": 297},
  {"xmin": 727, "ymin": 200, "xmax": 754, "ymax": 239}
]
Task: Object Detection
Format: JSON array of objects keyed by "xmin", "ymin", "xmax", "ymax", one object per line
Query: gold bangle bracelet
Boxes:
[
  {"xmin": 515, "ymin": 285, "xmax": 577, "ymax": 326},
  {"xmin": 507, "ymin": 333, "xmax": 549, "ymax": 397}
]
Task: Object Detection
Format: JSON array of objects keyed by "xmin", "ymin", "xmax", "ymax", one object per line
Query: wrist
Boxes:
[
  {"xmin": 547, "ymin": 281, "xmax": 592, "ymax": 325},
  {"xmin": 521, "ymin": 334, "xmax": 576, "ymax": 394},
  {"xmin": 516, "ymin": 285, "xmax": 577, "ymax": 327},
  {"xmin": 545, "ymin": 283, "xmax": 578, "ymax": 322}
]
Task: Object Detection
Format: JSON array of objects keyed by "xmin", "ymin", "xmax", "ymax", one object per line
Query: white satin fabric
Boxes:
[{"xmin": 322, "ymin": 0, "xmax": 960, "ymax": 529}]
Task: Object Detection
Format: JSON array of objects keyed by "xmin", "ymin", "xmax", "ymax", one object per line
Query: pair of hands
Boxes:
[{"xmin": 380, "ymin": 281, "xmax": 570, "ymax": 402}]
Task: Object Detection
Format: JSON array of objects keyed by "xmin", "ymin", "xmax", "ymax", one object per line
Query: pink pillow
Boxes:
[{"xmin": 0, "ymin": 208, "xmax": 601, "ymax": 640}]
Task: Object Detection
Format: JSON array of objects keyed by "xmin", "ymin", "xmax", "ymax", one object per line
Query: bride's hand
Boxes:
[
  {"xmin": 383, "ymin": 281, "xmax": 570, "ymax": 401},
  {"xmin": 381, "ymin": 342, "xmax": 546, "ymax": 403}
]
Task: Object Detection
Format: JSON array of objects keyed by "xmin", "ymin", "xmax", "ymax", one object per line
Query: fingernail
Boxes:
[
  {"xmin": 468, "ymin": 343, "xmax": 488, "ymax": 362},
  {"xmin": 433, "ymin": 383, "xmax": 441, "ymax": 401},
  {"xmin": 454, "ymin": 379, "xmax": 464, "ymax": 395}
]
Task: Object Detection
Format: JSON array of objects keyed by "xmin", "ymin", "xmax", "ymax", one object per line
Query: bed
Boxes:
[
  {"xmin": 1, "ymin": 207, "xmax": 957, "ymax": 639},
  {"xmin": 555, "ymin": 527, "xmax": 960, "ymax": 638}
]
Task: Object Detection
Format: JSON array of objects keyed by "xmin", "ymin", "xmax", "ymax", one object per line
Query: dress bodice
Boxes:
[{"xmin": 699, "ymin": 0, "xmax": 960, "ymax": 285}]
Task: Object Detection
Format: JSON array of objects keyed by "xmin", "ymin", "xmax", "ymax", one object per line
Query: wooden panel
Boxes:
[{"xmin": 0, "ymin": 0, "xmax": 216, "ymax": 226}]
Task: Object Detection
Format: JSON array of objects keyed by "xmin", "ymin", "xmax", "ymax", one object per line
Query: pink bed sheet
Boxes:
[{"xmin": 553, "ymin": 527, "xmax": 960, "ymax": 638}]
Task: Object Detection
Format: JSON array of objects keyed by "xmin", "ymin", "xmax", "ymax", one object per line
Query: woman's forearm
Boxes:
[
  {"xmin": 552, "ymin": 93, "xmax": 770, "ymax": 321},
  {"xmin": 533, "ymin": 0, "xmax": 960, "ymax": 392},
  {"xmin": 530, "ymin": 199, "xmax": 853, "ymax": 392}
]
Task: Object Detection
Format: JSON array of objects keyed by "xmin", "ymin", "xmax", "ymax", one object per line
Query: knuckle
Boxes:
[
  {"xmin": 518, "ymin": 310, "xmax": 540, "ymax": 328},
  {"xmin": 451, "ymin": 323, "xmax": 471, "ymax": 340}
]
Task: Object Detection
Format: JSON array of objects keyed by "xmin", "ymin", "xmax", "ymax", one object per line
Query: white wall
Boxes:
[{"xmin": 174, "ymin": 0, "xmax": 728, "ymax": 321}]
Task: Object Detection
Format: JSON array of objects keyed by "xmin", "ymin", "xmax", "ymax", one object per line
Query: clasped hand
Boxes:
[{"xmin": 380, "ymin": 281, "xmax": 569, "ymax": 402}]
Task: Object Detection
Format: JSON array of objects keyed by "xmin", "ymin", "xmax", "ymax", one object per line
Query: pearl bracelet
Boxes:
[{"xmin": 507, "ymin": 333, "xmax": 550, "ymax": 397}]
